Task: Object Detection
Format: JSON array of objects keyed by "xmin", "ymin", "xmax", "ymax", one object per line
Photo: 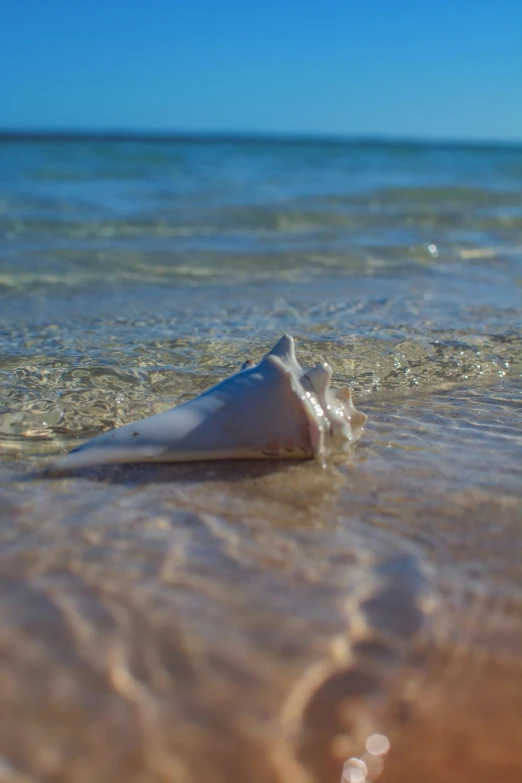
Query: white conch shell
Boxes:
[{"xmin": 59, "ymin": 335, "xmax": 366, "ymax": 468}]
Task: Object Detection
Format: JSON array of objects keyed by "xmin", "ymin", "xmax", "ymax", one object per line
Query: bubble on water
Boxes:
[
  {"xmin": 428, "ymin": 243, "xmax": 439, "ymax": 257},
  {"xmin": 342, "ymin": 757, "xmax": 367, "ymax": 783},
  {"xmin": 365, "ymin": 733, "xmax": 390, "ymax": 756}
]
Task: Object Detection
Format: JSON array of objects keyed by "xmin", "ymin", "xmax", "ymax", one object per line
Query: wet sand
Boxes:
[{"xmin": 1, "ymin": 383, "xmax": 520, "ymax": 783}]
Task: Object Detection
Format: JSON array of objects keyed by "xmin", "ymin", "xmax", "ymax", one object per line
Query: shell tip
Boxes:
[{"xmin": 268, "ymin": 334, "xmax": 296, "ymax": 361}]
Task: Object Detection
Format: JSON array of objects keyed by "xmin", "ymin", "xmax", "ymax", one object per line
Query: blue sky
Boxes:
[{"xmin": 1, "ymin": 0, "xmax": 521, "ymax": 141}]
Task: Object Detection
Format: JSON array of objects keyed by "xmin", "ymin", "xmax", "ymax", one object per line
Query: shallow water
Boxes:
[{"xmin": 0, "ymin": 137, "xmax": 521, "ymax": 783}]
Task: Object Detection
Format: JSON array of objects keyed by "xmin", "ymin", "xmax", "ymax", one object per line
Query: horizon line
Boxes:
[{"xmin": 0, "ymin": 128, "xmax": 521, "ymax": 151}]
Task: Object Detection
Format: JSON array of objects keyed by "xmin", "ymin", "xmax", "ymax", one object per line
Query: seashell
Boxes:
[{"xmin": 59, "ymin": 334, "xmax": 366, "ymax": 468}]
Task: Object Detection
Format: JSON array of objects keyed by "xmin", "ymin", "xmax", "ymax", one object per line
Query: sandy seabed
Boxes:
[{"xmin": 1, "ymin": 383, "xmax": 521, "ymax": 783}]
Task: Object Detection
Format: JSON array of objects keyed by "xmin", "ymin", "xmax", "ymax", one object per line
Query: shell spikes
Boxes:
[{"xmin": 58, "ymin": 335, "xmax": 366, "ymax": 468}]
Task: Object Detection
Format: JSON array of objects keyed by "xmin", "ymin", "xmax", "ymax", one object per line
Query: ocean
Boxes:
[{"xmin": 0, "ymin": 136, "xmax": 521, "ymax": 783}]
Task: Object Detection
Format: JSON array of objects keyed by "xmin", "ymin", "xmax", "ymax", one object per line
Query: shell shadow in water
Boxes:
[{"xmin": 40, "ymin": 458, "xmax": 301, "ymax": 486}]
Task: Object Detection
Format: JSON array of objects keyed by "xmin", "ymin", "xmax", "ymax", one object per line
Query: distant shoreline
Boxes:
[{"xmin": 0, "ymin": 129, "xmax": 520, "ymax": 152}]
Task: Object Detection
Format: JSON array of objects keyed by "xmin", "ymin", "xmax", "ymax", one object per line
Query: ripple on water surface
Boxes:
[{"xmin": 0, "ymin": 137, "xmax": 521, "ymax": 783}]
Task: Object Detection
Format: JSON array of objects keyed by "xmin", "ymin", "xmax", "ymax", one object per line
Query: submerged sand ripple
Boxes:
[{"xmin": 0, "ymin": 383, "xmax": 521, "ymax": 783}]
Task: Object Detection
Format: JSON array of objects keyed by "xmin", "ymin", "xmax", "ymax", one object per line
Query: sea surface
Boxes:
[{"xmin": 0, "ymin": 136, "xmax": 521, "ymax": 783}]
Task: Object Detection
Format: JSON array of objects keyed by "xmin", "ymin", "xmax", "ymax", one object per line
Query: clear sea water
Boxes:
[{"xmin": 0, "ymin": 137, "xmax": 521, "ymax": 783}]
